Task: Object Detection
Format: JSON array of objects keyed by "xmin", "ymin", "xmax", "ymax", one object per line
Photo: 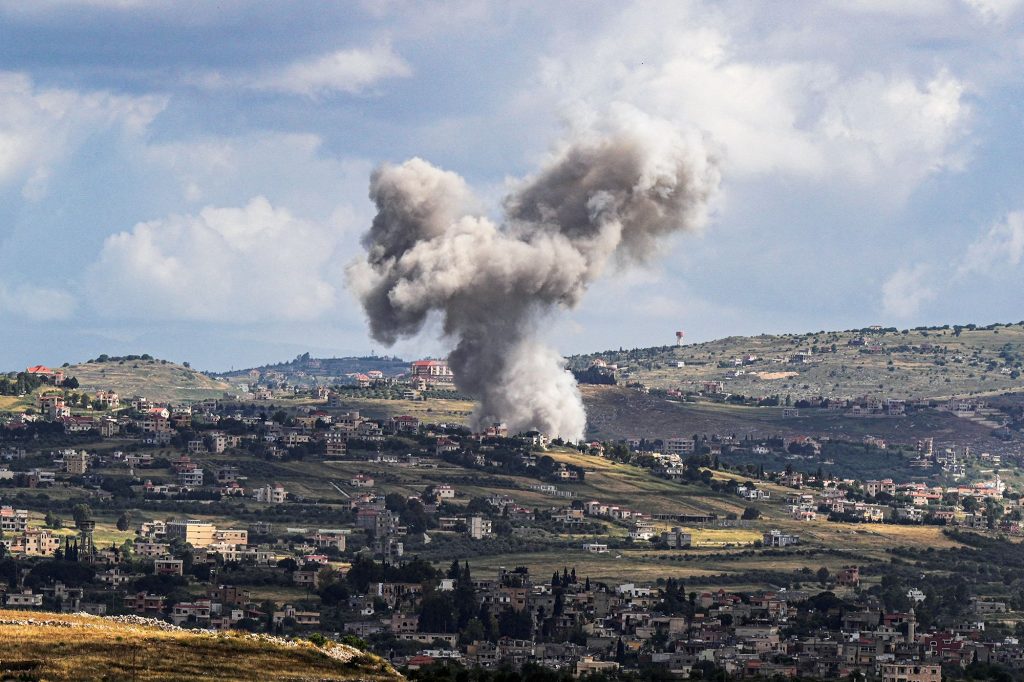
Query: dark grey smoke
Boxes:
[{"xmin": 348, "ymin": 113, "xmax": 719, "ymax": 440}]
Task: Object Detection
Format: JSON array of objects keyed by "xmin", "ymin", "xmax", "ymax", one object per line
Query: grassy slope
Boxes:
[
  {"xmin": 65, "ymin": 359, "xmax": 233, "ymax": 402},
  {"xmin": 0, "ymin": 394, "xmax": 33, "ymax": 412},
  {"xmin": 574, "ymin": 323, "xmax": 1024, "ymax": 402},
  {"xmin": 191, "ymin": 445, "xmax": 960, "ymax": 586},
  {"xmin": 579, "ymin": 384, "xmax": 1005, "ymax": 449},
  {"xmin": 0, "ymin": 610, "xmax": 402, "ymax": 681}
]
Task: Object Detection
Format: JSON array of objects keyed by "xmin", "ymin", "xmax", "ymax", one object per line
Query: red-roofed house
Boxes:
[
  {"xmin": 410, "ymin": 360, "xmax": 454, "ymax": 385},
  {"xmin": 26, "ymin": 366, "xmax": 64, "ymax": 384}
]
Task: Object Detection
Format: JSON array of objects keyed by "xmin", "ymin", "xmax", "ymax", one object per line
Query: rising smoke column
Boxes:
[{"xmin": 348, "ymin": 111, "xmax": 719, "ymax": 441}]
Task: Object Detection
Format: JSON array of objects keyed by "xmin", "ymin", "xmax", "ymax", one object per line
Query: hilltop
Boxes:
[
  {"xmin": 65, "ymin": 356, "xmax": 234, "ymax": 403},
  {"xmin": 571, "ymin": 321, "xmax": 1024, "ymax": 402},
  {"xmin": 217, "ymin": 353, "xmax": 409, "ymax": 386},
  {"xmin": 0, "ymin": 610, "xmax": 401, "ymax": 681}
]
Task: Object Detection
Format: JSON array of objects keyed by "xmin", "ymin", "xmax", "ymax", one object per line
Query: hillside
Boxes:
[
  {"xmin": 217, "ymin": 354, "xmax": 409, "ymax": 386},
  {"xmin": 0, "ymin": 610, "xmax": 401, "ymax": 681},
  {"xmin": 571, "ymin": 321, "xmax": 1024, "ymax": 402},
  {"xmin": 66, "ymin": 356, "xmax": 234, "ymax": 403},
  {"xmin": 579, "ymin": 384, "xmax": 1007, "ymax": 449}
]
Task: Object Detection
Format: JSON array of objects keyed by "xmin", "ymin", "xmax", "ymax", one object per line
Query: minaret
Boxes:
[{"xmin": 906, "ymin": 607, "xmax": 916, "ymax": 643}]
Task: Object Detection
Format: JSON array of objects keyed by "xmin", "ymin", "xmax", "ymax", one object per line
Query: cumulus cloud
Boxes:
[
  {"xmin": 239, "ymin": 43, "xmax": 411, "ymax": 96},
  {"xmin": 87, "ymin": 197, "xmax": 344, "ymax": 321},
  {"xmin": 0, "ymin": 71, "xmax": 164, "ymax": 200},
  {"xmin": 539, "ymin": 5, "xmax": 971, "ymax": 196},
  {"xmin": 143, "ymin": 131, "xmax": 374, "ymax": 213},
  {"xmin": 881, "ymin": 264, "xmax": 936, "ymax": 318},
  {"xmin": 958, "ymin": 211, "xmax": 1024, "ymax": 276},
  {"xmin": 0, "ymin": 282, "xmax": 75, "ymax": 320}
]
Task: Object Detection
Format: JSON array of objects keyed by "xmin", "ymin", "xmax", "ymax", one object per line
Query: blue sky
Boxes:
[{"xmin": 0, "ymin": 0, "xmax": 1022, "ymax": 371}]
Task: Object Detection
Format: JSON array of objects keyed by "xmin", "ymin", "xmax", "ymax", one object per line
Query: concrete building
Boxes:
[
  {"xmin": 165, "ymin": 520, "xmax": 216, "ymax": 548},
  {"xmin": 468, "ymin": 516, "xmax": 492, "ymax": 540},
  {"xmin": 64, "ymin": 450, "xmax": 89, "ymax": 475},
  {"xmin": 763, "ymin": 530, "xmax": 800, "ymax": 547},
  {"xmin": 0, "ymin": 506, "xmax": 29, "ymax": 533},
  {"xmin": 178, "ymin": 468, "xmax": 204, "ymax": 487},
  {"xmin": 661, "ymin": 528, "xmax": 693, "ymax": 549},
  {"xmin": 880, "ymin": 662, "xmax": 941, "ymax": 682},
  {"xmin": 253, "ymin": 483, "xmax": 287, "ymax": 504}
]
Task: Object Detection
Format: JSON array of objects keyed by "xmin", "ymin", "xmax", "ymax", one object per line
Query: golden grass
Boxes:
[
  {"xmin": 0, "ymin": 610, "xmax": 402, "ymax": 681},
  {"xmin": 0, "ymin": 394, "xmax": 31, "ymax": 411}
]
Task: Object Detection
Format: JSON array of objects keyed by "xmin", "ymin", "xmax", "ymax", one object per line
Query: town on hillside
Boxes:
[{"xmin": 2, "ymin": 356, "xmax": 1024, "ymax": 680}]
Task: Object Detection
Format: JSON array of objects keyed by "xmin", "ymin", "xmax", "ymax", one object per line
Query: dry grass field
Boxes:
[
  {"xmin": 580, "ymin": 323, "xmax": 1024, "ymax": 401},
  {"xmin": 64, "ymin": 358, "xmax": 232, "ymax": 402},
  {"xmin": 0, "ymin": 394, "xmax": 32, "ymax": 411},
  {"xmin": 0, "ymin": 610, "xmax": 401, "ymax": 681}
]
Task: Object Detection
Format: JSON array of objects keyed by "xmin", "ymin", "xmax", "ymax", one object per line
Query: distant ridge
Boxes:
[
  {"xmin": 215, "ymin": 353, "xmax": 410, "ymax": 385},
  {"xmin": 569, "ymin": 321, "xmax": 1024, "ymax": 401}
]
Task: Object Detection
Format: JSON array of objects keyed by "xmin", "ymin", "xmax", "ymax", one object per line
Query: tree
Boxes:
[
  {"xmin": 72, "ymin": 504, "xmax": 93, "ymax": 529},
  {"xmin": 419, "ymin": 593, "xmax": 456, "ymax": 633},
  {"xmin": 116, "ymin": 512, "xmax": 131, "ymax": 532},
  {"xmin": 44, "ymin": 511, "xmax": 63, "ymax": 529},
  {"xmin": 461, "ymin": 617, "xmax": 485, "ymax": 644},
  {"xmin": 741, "ymin": 506, "xmax": 761, "ymax": 520},
  {"xmin": 817, "ymin": 566, "xmax": 830, "ymax": 587}
]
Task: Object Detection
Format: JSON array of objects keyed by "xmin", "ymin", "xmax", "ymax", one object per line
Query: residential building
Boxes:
[{"xmin": 165, "ymin": 520, "xmax": 217, "ymax": 548}]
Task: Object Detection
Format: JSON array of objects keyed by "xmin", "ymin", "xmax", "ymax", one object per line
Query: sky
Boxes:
[{"xmin": 0, "ymin": 0, "xmax": 1022, "ymax": 372}]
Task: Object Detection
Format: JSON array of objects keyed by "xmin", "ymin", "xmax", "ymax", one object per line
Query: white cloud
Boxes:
[
  {"xmin": 0, "ymin": 282, "xmax": 75, "ymax": 320},
  {"xmin": 818, "ymin": 70, "xmax": 970, "ymax": 186},
  {"xmin": 250, "ymin": 43, "xmax": 411, "ymax": 97},
  {"xmin": 835, "ymin": 0, "xmax": 955, "ymax": 16},
  {"xmin": 964, "ymin": 0, "xmax": 1024, "ymax": 22},
  {"xmin": 142, "ymin": 132, "xmax": 373, "ymax": 214},
  {"xmin": 958, "ymin": 211, "xmax": 1024, "ymax": 276},
  {"xmin": 0, "ymin": 71, "xmax": 164, "ymax": 200},
  {"xmin": 87, "ymin": 197, "xmax": 347, "ymax": 322},
  {"xmin": 538, "ymin": 5, "xmax": 971, "ymax": 196},
  {"xmin": 881, "ymin": 264, "xmax": 936, "ymax": 318}
]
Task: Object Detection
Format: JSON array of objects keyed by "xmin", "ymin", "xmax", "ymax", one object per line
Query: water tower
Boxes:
[
  {"xmin": 78, "ymin": 520, "xmax": 96, "ymax": 558},
  {"xmin": 675, "ymin": 330, "xmax": 685, "ymax": 346}
]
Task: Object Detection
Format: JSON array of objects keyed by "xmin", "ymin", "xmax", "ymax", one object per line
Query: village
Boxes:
[{"xmin": 0, "ymin": 360, "xmax": 1023, "ymax": 679}]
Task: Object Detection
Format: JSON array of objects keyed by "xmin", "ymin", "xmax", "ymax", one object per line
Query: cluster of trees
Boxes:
[
  {"xmin": 87, "ymin": 354, "xmax": 154, "ymax": 363},
  {"xmin": 0, "ymin": 372, "xmax": 45, "ymax": 396},
  {"xmin": 440, "ymin": 447, "xmax": 585, "ymax": 484},
  {"xmin": 571, "ymin": 366, "xmax": 617, "ymax": 385}
]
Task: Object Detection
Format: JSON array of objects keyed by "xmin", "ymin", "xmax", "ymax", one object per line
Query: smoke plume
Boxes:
[{"xmin": 348, "ymin": 111, "xmax": 719, "ymax": 440}]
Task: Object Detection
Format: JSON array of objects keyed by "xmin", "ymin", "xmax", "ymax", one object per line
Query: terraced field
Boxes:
[{"xmin": 65, "ymin": 358, "xmax": 232, "ymax": 402}]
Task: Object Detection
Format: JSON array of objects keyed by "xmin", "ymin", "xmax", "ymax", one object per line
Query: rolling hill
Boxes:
[
  {"xmin": 65, "ymin": 356, "xmax": 234, "ymax": 403},
  {"xmin": 0, "ymin": 610, "xmax": 401, "ymax": 681},
  {"xmin": 571, "ymin": 321, "xmax": 1024, "ymax": 402},
  {"xmin": 217, "ymin": 353, "xmax": 410, "ymax": 386}
]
